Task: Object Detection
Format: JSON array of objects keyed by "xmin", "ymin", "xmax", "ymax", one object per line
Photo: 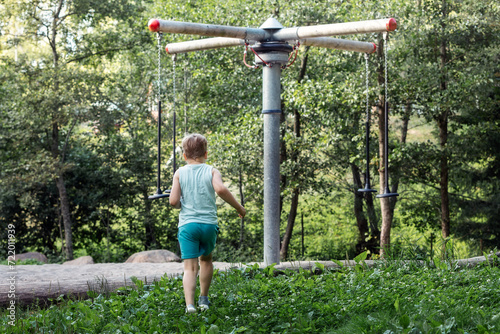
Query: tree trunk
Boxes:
[
  {"xmin": 364, "ymin": 189, "xmax": 380, "ymax": 256},
  {"xmin": 400, "ymin": 102, "xmax": 411, "ymax": 144},
  {"xmin": 301, "ymin": 213, "xmax": 305, "ymax": 256},
  {"xmin": 280, "ymin": 108, "xmax": 301, "ymax": 260},
  {"xmin": 106, "ymin": 210, "xmax": 111, "ymax": 263},
  {"xmin": 52, "ymin": 108, "xmax": 73, "ymax": 260},
  {"xmin": 52, "ymin": 115, "xmax": 74, "ymax": 261},
  {"xmin": 379, "ymin": 198, "xmax": 393, "ymax": 258},
  {"xmin": 438, "ymin": 114, "xmax": 450, "ymax": 239},
  {"xmin": 360, "ymin": 100, "xmax": 380, "ymax": 252},
  {"xmin": 50, "ymin": 0, "xmax": 73, "ymax": 260},
  {"xmin": 438, "ymin": 0, "xmax": 451, "ymax": 239},
  {"xmin": 57, "ymin": 198, "xmax": 65, "ymax": 257},
  {"xmin": 280, "ymin": 187, "xmax": 299, "ymax": 260},
  {"xmin": 280, "ymin": 48, "xmax": 309, "ymax": 260},
  {"xmin": 377, "ymin": 79, "xmax": 412, "ymax": 258},
  {"xmin": 352, "ymin": 164, "xmax": 369, "ymax": 253},
  {"xmin": 389, "ymin": 101, "xmax": 412, "ymax": 215},
  {"xmin": 56, "ymin": 175, "xmax": 73, "ymax": 260},
  {"xmin": 143, "ymin": 191, "xmax": 157, "ymax": 249},
  {"xmin": 377, "ymin": 34, "xmax": 392, "ymax": 258},
  {"xmin": 239, "ymin": 167, "xmax": 245, "ymax": 249},
  {"xmin": 279, "ymin": 104, "xmax": 287, "ymax": 216},
  {"xmin": 364, "ymin": 190, "xmax": 379, "ymax": 238}
]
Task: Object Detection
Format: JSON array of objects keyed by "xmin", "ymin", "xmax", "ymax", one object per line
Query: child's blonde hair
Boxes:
[{"xmin": 182, "ymin": 133, "xmax": 207, "ymax": 160}]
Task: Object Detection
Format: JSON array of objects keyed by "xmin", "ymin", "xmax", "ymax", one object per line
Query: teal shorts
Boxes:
[{"xmin": 178, "ymin": 223, "xmax": 219, "ymax": 259}]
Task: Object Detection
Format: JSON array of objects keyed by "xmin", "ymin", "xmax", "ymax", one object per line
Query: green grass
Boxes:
[
  {"xmin": 2, "ymin": 257, "xmax": 500, "ymax": 333},
  {"xmin": 395, "ymin": 114, "xmax": 436, "ymax": 144}
]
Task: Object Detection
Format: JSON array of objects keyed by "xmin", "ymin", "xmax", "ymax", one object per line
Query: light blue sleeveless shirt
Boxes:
[{"xmin": 178, "ymin": 163, "xmax": 217, "ymax": 227}]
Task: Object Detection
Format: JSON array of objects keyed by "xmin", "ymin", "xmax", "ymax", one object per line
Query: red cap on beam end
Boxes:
[
  {"xmin": 386, "ymin": 18, "xmax": 397, "ymax": 31},
  {"xmin": 148, "ymin": 19, "xmax": 160, "ymax": 32},
  {"xmin": 371, "ymin": 43, "xmax": 377, "ymax": 53}
]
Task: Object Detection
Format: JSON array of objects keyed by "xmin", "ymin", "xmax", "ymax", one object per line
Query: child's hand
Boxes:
[{"xmin": 238, "ymin": 205, "xmax": 246, "ymax": 219}]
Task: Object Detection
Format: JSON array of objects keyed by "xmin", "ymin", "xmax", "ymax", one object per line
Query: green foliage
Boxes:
[
  {"xmin": 2, "ymin": 263, "xmax": 500, "ymax": 333},
  {"xmin": 284, "ymin": 193, "xmax": 359, "ymax": 261},
  {"xmin": 1, "ymin": 0, "xmax": 500, "ymax": 262}
]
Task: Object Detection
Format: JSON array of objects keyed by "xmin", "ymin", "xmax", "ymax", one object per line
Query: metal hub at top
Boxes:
[{"xmin": 260, "ymin": 17, "xmax": 284, "ymax": 30}]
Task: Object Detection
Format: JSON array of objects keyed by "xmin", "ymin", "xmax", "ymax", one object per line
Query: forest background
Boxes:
[{"xmin": 0, "ymin": 0, "xmax": 498, "ymax": 264}]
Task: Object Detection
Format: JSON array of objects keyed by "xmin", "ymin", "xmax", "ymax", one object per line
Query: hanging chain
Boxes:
[
  {"xmin": 156, "ymin": 32, "xmax": 163, "ymax": 102},
  {"xmin": 365, "ymin": 53, "xmax": 370, "ymax": 118},
  {"xmin": 172, "ymin": 54, "xmax": 176, "ymax": 113},
  {"xmin": 172, "ymin": 54, "xmax": 177, "ymax": 173},
  {"xmin": 243, "ymin": 43, "xmax": 258, "ymax": 69},
  {"xmin": 281, "ymin": 41, "xmax": 300, "ymax": 69},
  {"xmin": 243, "ymin": 42, "xmax": 272, "ymax": 68},
  {"xmin": 383, "ymin": 32, "xmax": 388, "ymax": 104}
]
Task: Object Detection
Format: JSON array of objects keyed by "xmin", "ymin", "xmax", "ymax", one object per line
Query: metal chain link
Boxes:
[
  {"xmin": 383, "ymin": 32, "xmax": 388, "ymax": 104},
  {"xmin": 172, "ymin": 54, "xmax": 176, "ymax": 114},
  {"xmin": 365, "ymin": 53, "xmax": 370, "ymax": 119},
  {"xmin": 172, "ymin": 54, "xmax": 177, "ymax": 173},
  {"xmin": 156, "ymin": 33, "xmax": 163, "ymax": 102}
]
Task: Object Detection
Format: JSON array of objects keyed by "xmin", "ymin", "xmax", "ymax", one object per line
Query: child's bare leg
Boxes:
[
  {"xmin": 183, "ymin": 258, "xmax": 199, "ymax": 307},
  {"xmin": 199, "ymin": 254, "xmax": 213, "ymax": 297}
]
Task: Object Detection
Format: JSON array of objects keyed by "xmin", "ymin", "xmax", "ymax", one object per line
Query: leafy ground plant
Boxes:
[{"xmin": 1, "ymin": 260, "xmax": 499, "ymax": 333}]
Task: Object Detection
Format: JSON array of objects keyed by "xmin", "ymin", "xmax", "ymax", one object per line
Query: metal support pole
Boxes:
[
  {"xmin": 255, "ymin": 39, "xmax": 293, "ymax": 266},
  {"xmin": 262, "ymin": 63, "xmax": 282, "ymax": 266}
]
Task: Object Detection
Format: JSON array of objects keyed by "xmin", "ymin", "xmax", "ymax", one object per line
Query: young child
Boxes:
[{"xmin": 169, "ymin": 133, "xmax": 246, "ymax": 313}]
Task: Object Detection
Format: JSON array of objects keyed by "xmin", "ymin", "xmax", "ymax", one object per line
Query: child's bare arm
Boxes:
[
  {"xmin": 169, "ymin": 170, "xmax": 181, "ymax": 209},
  {"xmin": 212, "ymin": 168, "xmax": 246, "ymax": 218}
]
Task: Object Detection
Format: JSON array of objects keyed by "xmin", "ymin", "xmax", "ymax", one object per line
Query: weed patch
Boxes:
[{"xmin": 2, "ymin": 262, "xmax": 499, "ymax": 333}]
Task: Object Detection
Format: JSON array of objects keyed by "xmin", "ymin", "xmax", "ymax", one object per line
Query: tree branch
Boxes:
[
  {"xmin": 57, "ymin": 12, "xmax": 78, "ymax": 26},
  {"xmin": 36, "ymin": 5, "xmax": 53, "ymax": 13},
  {"xmin": 65, "ymin": 43, "xmax": 140, "ymax": 64},
  {"xmin": 61, "ymin": 120, "xmax": 78, "ymax": 164}
]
